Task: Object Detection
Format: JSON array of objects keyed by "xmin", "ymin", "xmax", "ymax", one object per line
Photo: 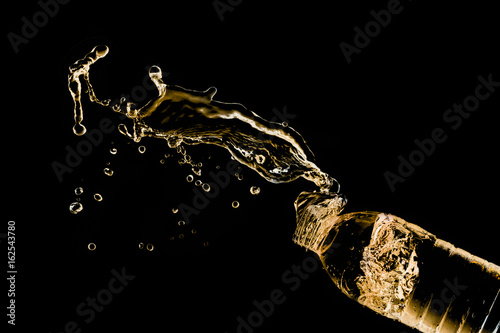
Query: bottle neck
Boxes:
[{"xmin": 293, "ymin": 191, "xmax": 347, "ymax": 254}]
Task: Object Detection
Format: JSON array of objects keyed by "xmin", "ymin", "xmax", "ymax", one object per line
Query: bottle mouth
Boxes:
[{"xmin": 293, "ymin": 191, "xmax": 347, "ymax": 254}]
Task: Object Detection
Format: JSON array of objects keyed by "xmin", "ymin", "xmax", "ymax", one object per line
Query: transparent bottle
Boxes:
[{"xmin": 293, "ymin": 191, "xmax": 500, "ymax": 333}]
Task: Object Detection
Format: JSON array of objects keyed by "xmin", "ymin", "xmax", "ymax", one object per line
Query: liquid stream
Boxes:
[{"xmin": 68, "ymin": 45, "xmax": 336, "ymax": 192}]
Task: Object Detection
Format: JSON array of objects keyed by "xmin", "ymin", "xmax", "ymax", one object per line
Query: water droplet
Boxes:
[
  {"xmin": 87, "ymin": 243, "xmax": 96, "ymax": 251},
  {"xmin": 164, "ymin": 153, "xmax": 171, "ymax": 158},
  {"xmin": 69, "ymin": 202, "xmax": 83, "ymax": 214},
  {"xmin": 255, "ymin": 155, "xmax": 265, "ymax": 164},
  {"xmin": 110, "ymin": 148, "xmax": 117, "ymax": 155},
  {"xmin": 186, "ymin": 175, "xmax": 194, "ymax": 182},
  {"xmin": 94, "ymin": 193, "xmax": 103, "ymax": 201},
  {"xmin": 250, "ymin": 186, "xmax": 260, "ymax": 195},
  {"xmin": 172, "ymin": 207, "xmax": 179, "ymax": 214},
  {"xmin": 202, "ymin": 183, "xmax": 211, "ymax": 192},
  {"xmin": 191, "ymin": 229, "xmax": 197, "ymax": 234},
  {"xmin": 195, "ymin": 179, "xmax": 202, "ymax": 186},
  {"xmin": 281, "ymin": 122, "xmax": 288, "ymax": 127},
  {"xmin": 237, "ymin": 174, "xmax": 244, "ymax": 181},
  {"xmin": 232, "ymin": 201, "xmax": 240, "ymax": 208},
  {"xmin": 178, "ymin": 220, "xmax": 186, "ymax": 226},
  {"xmin": 138, "ymin": 145, "xmax": 146, "ymax": 154},
  {"xmin": 203, "ymin": 241, "xmax": 209, "ymax": 247},
  {"xmin": 177, "ymin": 145, "xmax": 186, "ymax": 155},
  {"xmin": 146, "ymin": 243, "xmax": 154, "ymax": 251},
  {"xmin": 138, "ymin": 242, "xmax": 144, "ymax": 250},
  {"xmin": 179, "ymin": 234, "xmax": 185, "ymax": 239},
  {"xmin": 160, "ymin": 159, "xmax": 165, "ymax": 164},
  {"xmin": 184, "ymin": 154, "xmax": 192, "ymax": 163},
  {"xmin": 192, "ymin": 167, "xmax": 202, "ymax": 176},
  {"xmin": 104, "ymin": 168, "xmax": 114, "ymax": 176},
  {"xmin": 75, "ymin": 187, "xmax": 84, "ymax": 195},
  {"xmin": 216, "ymin": 165, "xmax": 220, "ymax": 170}
]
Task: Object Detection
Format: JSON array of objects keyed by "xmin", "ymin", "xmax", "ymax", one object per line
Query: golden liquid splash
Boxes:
[
  {"xmin": 67, "ymin": 45, "xmax": 337, "ymax": 192},
  {"xmin": 69, "ymin": 201, "xmax": 83, "ymax": 214},
  {"xmin": 250, "ymin": 186, "xmax": 260, "ymax": 195},
  {"xmin": 68, "ymin": 45, "xmax": 111, "ymax": 136},
  {"xmin": 103, "ymin": 168, "xmax": 114, "ymax": 176}
]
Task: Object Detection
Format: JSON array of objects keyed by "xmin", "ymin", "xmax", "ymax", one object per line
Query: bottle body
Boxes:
[{"xmin": 296, "ymin": 207, "xmax": 500, "ymax": 332}]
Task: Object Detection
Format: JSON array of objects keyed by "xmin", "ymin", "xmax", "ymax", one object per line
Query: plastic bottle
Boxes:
[{"xmin": 293, "ymin": 191, "xmax": 500, "ymax": 333}]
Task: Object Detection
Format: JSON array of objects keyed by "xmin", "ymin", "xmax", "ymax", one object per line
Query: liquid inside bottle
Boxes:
[{"xmin": 294, "ymin": 192, "xmax": 500, "ymax": 333}]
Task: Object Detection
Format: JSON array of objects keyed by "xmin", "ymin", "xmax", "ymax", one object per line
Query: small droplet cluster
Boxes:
[{"xmin": 71, "ymin": 139, "xmax": 264, "ymax": 252}]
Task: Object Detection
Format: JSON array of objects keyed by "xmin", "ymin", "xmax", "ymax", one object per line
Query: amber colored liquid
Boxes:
[
  {"xmin": 68, "ymin": 45, "xmax": 335, "ymax": 191},
  {"xmin": 318, "ymin": 212, "xmax": 500, "ymax": 333}
]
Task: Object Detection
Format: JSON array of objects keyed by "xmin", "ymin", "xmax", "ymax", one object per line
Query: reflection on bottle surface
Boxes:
[{"xmin": 294, "ymin": 191, "xmax": 500, "ymax": 333}]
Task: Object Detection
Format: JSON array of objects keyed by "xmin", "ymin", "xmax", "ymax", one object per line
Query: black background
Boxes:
[{"xmin": 4, "ymin": 0, "xmax": 500, "ymax": 332}]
